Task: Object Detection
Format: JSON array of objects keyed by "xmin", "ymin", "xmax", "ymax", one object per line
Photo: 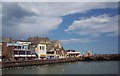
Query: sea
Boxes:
[{"xmin": 2, "ymin": 61, "xmax": 119, "ymax": 74}]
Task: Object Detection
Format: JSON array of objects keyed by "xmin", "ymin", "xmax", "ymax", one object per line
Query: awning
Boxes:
[{"xmin": 40, "ymin": 54, "xmax": 46, "ymax": 57}]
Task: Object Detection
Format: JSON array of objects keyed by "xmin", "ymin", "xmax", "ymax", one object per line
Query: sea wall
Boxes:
[
  {"xmin": 2, "ymin": 54, "xmax": 120, "ymax": 68},
  {"xmin": 83, "ymin": 54, "xmax": 120, "ymax": 61},
  {"xmin": 2, "ymin": 57, "xmax": 81, "ymax": 68}
]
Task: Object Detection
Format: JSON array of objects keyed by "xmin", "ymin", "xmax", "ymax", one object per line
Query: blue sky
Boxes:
[{"xmin": 2, "ymin": 2, "xmax": 119, "ymax": 54}]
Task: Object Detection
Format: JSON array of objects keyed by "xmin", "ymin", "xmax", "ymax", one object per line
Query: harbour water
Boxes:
[{"xmin": 2, "ymin": 61, "xmax": 119, "ymax": 74}]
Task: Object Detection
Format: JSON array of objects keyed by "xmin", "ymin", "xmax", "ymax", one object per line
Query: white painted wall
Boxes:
[{"xmin": 35, "ymin": 44, "xmax": 46, "ymax": 58}]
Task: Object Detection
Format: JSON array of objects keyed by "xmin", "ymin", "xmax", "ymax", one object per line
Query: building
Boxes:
[
  {"xmin": 2, "ymin": 37, "xmax": 72, "ymax": 61},
  {"xmin": 3, "ymin": 41, "xmax": 36, "ymax": 61},
  {"xmin": 27, "ymin": 36, "xmax": 61, "ymax": 50},
  {"xmin": 2, "ymin": 42, "xmax": 8, "ymax": 61},
  {"xmin": 45, "ymin": 40, "xmax": 62, "ymax": 59},
  {"xmin": 1, "ymin": 37, "xmax": 13, "ymax": 43},
  {"xmin": 28, "ymin": 36, "xmax": 65, "ymax": 59},
  {"xmin": 8, "ymin": 46, "xmax": 36, "ymax": 60},
  {"xmin": 53, "ymin": 46, "xmax": 66, "ymax": 58},
  {"xmin": 50, "ymin": 40, "xmax": 61, "ymax": 49},
  {"xmin": 66, "ymin": 51, "xmax": 81, "ymax": 57},
  {"xmin": 65, "ymin": 49, "xmax": 81, "ymax": 57},
  {"xmin": 16, "ymin": 40, "xmax": 31, "ymax": 50},
  {"xmin": 27, "ymin": 36, "xmax": 50, "ymax": 45},
  {"xmin": 34, "ymin": 44, "xmax": 47, "ymax": 59},
  {"xmin": 84, "ymin": 51, "xmax": 92, "ymax": 57}
]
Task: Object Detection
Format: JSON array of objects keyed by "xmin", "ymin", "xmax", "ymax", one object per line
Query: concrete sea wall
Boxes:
[{"xmin": 2, "ymin": 57, "xmax": 81, "ymax": 68}]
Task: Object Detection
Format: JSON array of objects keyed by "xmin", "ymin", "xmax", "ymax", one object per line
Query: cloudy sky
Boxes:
[{"xmin": 2, "ymin": 2, "xmax": 119, "ymax": 54}]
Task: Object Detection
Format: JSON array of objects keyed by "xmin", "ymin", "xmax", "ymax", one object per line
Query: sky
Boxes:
[{"xmin": 2, "ymin": 2, "xmax": 119, "ymax": 54}]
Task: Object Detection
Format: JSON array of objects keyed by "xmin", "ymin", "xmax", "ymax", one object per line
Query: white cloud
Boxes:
[
  {"xmin": 60, "ymin": 38, "xmax": 98, "ymax": 44},
  {"xmin": 17, "ymin": 16, "xmax": 62, "ymax": 35},
  {"xmin": 18, "ymin": 2, "xmax": 117, "ymax": 17},
  {"xmin": 65, "ymin": 14, "xmax": 118, "ymax": 37},
  {"xmin": 3, "ymin": 16, "xmax": 62, "ymax": 38},
  {"xmin": 3, "ymin": 2, "xmax": 118, "ymax": 39}
]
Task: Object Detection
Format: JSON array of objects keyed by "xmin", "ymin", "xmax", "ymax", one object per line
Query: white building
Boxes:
[
  {"xmin": 66, "ymin": 51, "xmax": 81, "ymax": 57},
  {"xmin": 7, "ymin": 41, "xmax": 35, "ymax": 60},
  {"xmin": 16, "ymin": 40, "xmax": 31, "ymax": 50},
  {"xmin": 35, "ymin": 44, "xmax": 47, "ymax": 59}
]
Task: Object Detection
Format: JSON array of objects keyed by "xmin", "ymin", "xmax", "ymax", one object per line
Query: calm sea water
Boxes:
[{"xmin": 2, "ymin": 61, "xmax": 119, "ymax": 74}]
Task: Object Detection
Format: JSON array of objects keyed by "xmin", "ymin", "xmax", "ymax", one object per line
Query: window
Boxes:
[
  {"xmin": 40, "ymin": 46, "xmax": 45, "ymax": 50},
  {"xmin": 40, "ymin": 46, "xmax": 41, "ymax": 50},
  {"xmin": 27, "ymin": 51, "xmax": 31, "ymax": 55},
  {"xmin": 22, "ymin": 46, "xmax": 24, "ymax": 49},
  {"xmin": 28, "ymin": 46, "xmax": 30, "ymax": 49},
  {"xmin": 31, "ymin": 52, "xmax": 35, "ymax": 55},
  {"xmin": 23, "ymin": 45, "xmax": 28, "ymax": 49},
  {"xmin": 14, "ymin": 46, "xmax": 21, "ymax": 49},
  {"xmin": 14, "ymin": 46, "xmax": 17, "ymax": 49},
  {"xmin": 30, "ymin": 48, "xmax": 35, "ymax": 55},
  {"xmin": 42, "ymin": 46, "xmax": 44, "ymax": 50},
  {"xmin": 18, "ymin": 46, "xmax": 21, "ymax": 49},
  {"xmin": 19, "ymin": 51, "xmax": 25, "ymax": 55},
  {"xmin": 14, "ymin": 51, "xmax": 18, "ymax": 55}
]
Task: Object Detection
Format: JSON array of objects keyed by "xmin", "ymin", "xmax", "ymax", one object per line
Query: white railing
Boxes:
[
  {"xmin": 66, "ymin": 52, "xmax": 80, "ymax": 54},
  {"xmin": 31, "ymin": 55, "xmax": 35, "ymax": 57},
  {"xmin": 14, "ymin": 54, "xmax": 36, "ymax": 57},
  {"xmin": 14, "ymin": 49, "xmax": 29, "ymax": 50},
  {"xmin": 14, "ymin": 55, "xmax": 19, "ymax": 57}
]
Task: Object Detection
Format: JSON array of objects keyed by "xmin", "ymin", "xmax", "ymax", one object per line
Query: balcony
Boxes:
[{"xmin": 14, "ymin": 54, "xmax": 36, "ymax": 57}]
